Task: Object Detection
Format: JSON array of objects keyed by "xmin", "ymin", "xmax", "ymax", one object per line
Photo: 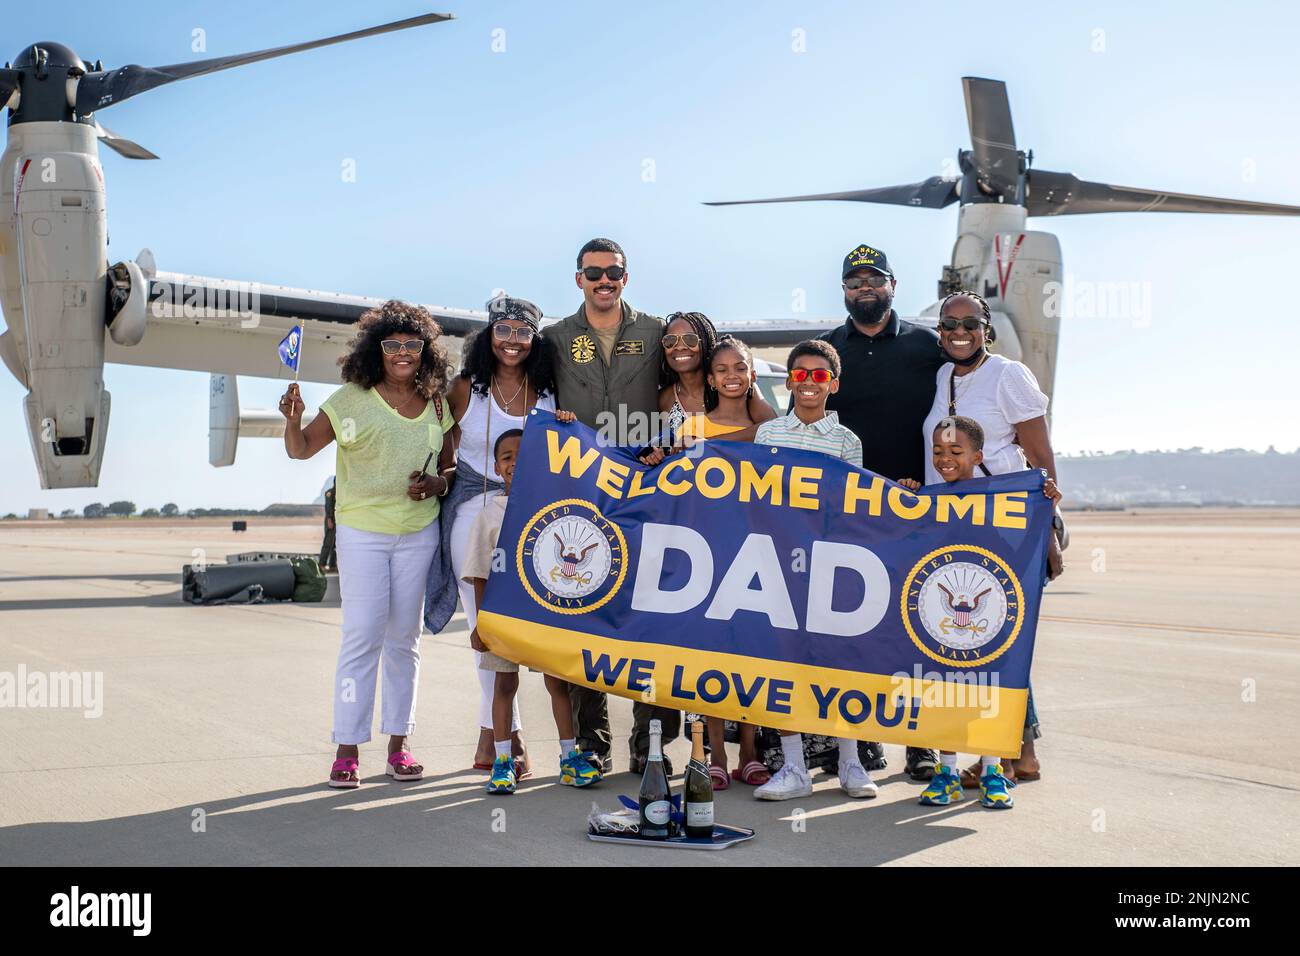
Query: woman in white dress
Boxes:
[
  {"xmin": 425, "ymin": 296, "xmax": 556, "ymax": 774},
  {"xmin": 919, "ymin": 291, "xmax": 1064, "ymax": 783}
]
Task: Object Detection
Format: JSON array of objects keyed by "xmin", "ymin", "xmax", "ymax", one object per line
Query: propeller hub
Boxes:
[
  {"xmin": 7, "ymin": 42, "xmax": 94, "ymax": 126},
  {"xmin": 13, "ymin": 42, "xmax": 84, "ymax": 73}
]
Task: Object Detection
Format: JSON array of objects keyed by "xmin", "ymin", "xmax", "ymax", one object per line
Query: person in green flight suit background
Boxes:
[{"xmin": 320, "ymin": 478, "xmax": 338, "ymax": 573}]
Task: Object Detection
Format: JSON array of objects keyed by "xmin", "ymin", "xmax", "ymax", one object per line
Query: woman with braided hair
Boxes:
[
  {"xmin": 918, "ymin": 289, "xmax": 1063, "ymax": 784},
  {"xmin": 657, "ymin": 311, "xmax": 775, "ymax": 445}
]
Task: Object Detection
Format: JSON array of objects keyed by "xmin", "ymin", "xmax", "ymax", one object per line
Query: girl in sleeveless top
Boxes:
[{"xmin": 648, "ymin": 332, "xmax": 774, "ymax": 788}]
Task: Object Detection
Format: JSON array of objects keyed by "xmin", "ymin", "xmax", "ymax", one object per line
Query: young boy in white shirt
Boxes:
[
  {"xmin": 898, "ymin": 415, "xmax": 1060, "ymax": 808},
  {"xmin": 463, "ymin": 422, "xmax": 604, "ymax": 794},
  {"xmin": 752, "ymin": 340, "xmax": 877, "ymax": 801}
]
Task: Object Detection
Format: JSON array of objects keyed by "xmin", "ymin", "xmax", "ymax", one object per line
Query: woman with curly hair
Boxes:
[
  {"xmin": 279, "ymin": 300, "xmax": 456, "ymax": 789},
  {"xmin": 423, "ymin": 295, "xmax": 560, "ymax": 774}
]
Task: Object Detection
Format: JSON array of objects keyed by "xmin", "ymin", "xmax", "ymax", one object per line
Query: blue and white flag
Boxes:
[{"xmin": 277, "ymin": 325, "xmax": 303, "ymax": 373}]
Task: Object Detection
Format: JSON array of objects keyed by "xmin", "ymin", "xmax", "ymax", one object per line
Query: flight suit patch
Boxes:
[
  {"xmin": 615, "ymin": 339, "xmax": 644, "ymax": 356},
  {"xmin": 571, "ymin": 335, "xmax": 596, "ymax": 364}
]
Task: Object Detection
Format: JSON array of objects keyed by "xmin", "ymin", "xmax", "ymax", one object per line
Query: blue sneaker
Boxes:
[
  {"xmin": 559, "ymin": 750, "xmax": 601, "ymax": 787},
  {"xmin": 979, "ymin": 763, "xmax": 1016, "ymax": 809},
  {"xmin": 580, "ymin": 751, "xmax": 606, "ymax": 780},
  {"xmin": 919, "ymin": 763, "xmax": 963, "ymax": 806},
  {"xmin": 486, "ymin": 754, "xmax": 516, "ymax": 795}
]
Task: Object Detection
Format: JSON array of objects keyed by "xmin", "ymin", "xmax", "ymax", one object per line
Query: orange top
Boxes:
[{"xmin": 678, "ymin": 413, "xmax": 746, "ymax": 440}]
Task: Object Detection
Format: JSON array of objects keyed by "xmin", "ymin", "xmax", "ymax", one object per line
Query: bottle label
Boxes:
[
  {"xmin": 644, "ymin": 801, "xmax": 670, "ymax": 825},
  {"xmin": 686, "ymin": 803, "xmax": 714, "ymax": 827}
]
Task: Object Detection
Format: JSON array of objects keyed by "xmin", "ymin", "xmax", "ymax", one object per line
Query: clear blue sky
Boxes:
[{"xmin": 2, "ymin": 0, "xmax": 1297, "ymax": 513}]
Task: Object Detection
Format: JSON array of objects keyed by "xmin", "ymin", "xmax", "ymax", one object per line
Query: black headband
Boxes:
[{"xmin": 487, "ymin": 295, "xmax": 542, "ymax": 331}]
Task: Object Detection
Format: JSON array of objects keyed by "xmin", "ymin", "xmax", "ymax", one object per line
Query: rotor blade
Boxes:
[
  {"xmin": 1025, "ymin": 170, "xmax": 1300, "ymax": 217},
  {"xmin": 95, "ymin": 121, "xmax": 159, "ymax": 160},
  {"xmin": 962, "ymin": 76, "xmax": 1018, "ymax": 190},
  {"xmin": 75, "ymin": 12, "xmax": 453, "ymax": 113},
  {"xmin": 704, "ymin": 177, "xmax": 959, "ymax": 209},
  {"xmin": 0, "ymin": 68, "xmax": 19, "ymax": 109}
]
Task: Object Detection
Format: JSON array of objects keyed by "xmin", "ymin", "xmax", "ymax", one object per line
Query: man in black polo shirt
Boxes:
[{"xmin": 818, "ymin": 243, "xmax": 946, "ymax": 781}]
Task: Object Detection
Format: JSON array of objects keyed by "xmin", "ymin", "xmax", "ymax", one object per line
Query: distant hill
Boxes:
[{"xmin": 1057, "ymin": 448, "xmax": 1300, "ymax": 507}]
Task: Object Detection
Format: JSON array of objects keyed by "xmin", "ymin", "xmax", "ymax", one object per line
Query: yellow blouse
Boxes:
[{"xmin": 319, "ymin": 383, "xmax": 454, "ymax": 536}]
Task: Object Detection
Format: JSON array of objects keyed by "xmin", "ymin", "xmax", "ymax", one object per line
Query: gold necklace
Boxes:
[
  {"xmin": 947, "ymin": 351, "xmax": 990, "ymax": 416},
  {"xmin": 379, "ymin": 382, "xmax": 419, "ymax": 413},
  {"xmin": 492, "ymin": 375, "xmax": 526, "ymax": 413},
  {"xmin": 674, "ymin": 381, "xmax": 705, "ymax": 411},
  {"xmin": 484, "ymin": 377, "xmax": 529, "ymax": 503}
]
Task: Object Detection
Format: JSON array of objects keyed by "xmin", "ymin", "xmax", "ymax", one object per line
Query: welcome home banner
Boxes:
[{"xmin": 477, "ymin": 412, "xmax": 1053, "ymax": 756}]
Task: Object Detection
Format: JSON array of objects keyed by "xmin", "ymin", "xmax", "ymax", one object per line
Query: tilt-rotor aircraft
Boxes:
[
  {"xmin": 2, "ymin": 18, "xmax": 1296, "ymax": 489},
  {"xmin": 0, "ymin": 11, "xmax": 835, "ymax": 490},
  {"xmin": 708, "ymin": 76, "xmax": 1300, "ymax": 410}
]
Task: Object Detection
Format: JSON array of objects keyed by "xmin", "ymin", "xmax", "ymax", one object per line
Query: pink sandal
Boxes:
[
  {"xmin": 709, "ymin": 764, "xmax": 730, "ymax": 791},
  {"xmin": 731, "ymin": 760, "xmax": 771, "ymax": 786},
  {"xmin": 328, "ymin": 757, "xmax": 360, "ymax": 789},
  {"xmin": 386, "ymin": 751, "xmax": 423, "ymax": 782}
]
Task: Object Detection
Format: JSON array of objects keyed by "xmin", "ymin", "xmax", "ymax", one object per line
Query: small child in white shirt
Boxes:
[{"xmin": 463, "ymin": 421, "xmax": 604, "ymax": 794}]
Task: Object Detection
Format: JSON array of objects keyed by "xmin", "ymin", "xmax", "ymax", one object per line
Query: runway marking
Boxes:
[{"xmin": 1040, "ymin": 614, "xmax": 1296, "ymax": 640}]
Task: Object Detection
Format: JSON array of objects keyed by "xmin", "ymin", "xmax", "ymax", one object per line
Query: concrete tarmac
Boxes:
[{"xmin": 0, "ymin": 511, "xmax": 1296, "ymax": 866}]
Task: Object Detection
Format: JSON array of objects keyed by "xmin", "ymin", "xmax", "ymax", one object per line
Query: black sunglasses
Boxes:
[
  {"xmin": 581, "ymin": 265, "xmax": 626, "ymax": 282},
  {"xmin": 938, "ymin": 316, "xmax": 984, "ymax": 332},
  {"xmin": 844, "ymin": 273, "xmax": 891, "ymax": 290}
]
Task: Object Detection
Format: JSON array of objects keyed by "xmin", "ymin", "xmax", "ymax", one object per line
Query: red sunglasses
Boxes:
[{"xmin": 789, "ymin": 368, "xmax": 836, "ymax": 384}]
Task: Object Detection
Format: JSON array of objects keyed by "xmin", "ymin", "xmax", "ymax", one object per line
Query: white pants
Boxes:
[
  {"xmin": 332, "ymin": 520, "xmax": 439, "ymax": 745},
  {"xmin": 451, "ymin": 497, "xmax": 522, "ymax": 733}
]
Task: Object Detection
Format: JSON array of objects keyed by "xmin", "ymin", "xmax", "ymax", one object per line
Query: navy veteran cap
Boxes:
[{"xmin": 842, "ymin": 243, "xmax": 892, "ymax": 280}]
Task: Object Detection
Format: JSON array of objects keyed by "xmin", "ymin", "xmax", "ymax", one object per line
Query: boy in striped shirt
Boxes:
[{"xmin": 752, "ymin": 340, "xmax": 876, "ymax": 801}]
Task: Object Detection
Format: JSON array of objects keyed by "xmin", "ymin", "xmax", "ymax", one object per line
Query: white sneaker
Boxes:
[
  {"xmin": 839, "ymin": 761, "xmax": 879, "ymax": 798},
  {"xmin": 754, "ymin": 763, "xmax": 813, "ymax": 801}
]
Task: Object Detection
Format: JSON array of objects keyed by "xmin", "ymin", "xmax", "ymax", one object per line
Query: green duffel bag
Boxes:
[{"xmin": 290, "ymin": 556, "xmax": 328, "ymax": 603}]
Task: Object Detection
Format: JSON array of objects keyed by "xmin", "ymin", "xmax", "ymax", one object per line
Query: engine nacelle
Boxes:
[
  {"xmin": 946, "ymin": 204, "xmax": 1063, "ymax": 403},
  {"xmin": 9, "ymin": 128, "xmax": 113, "ymax": 487},
  {"xmin": 106, "ymin": 257, "xmax": 148, "ymax": 346}
]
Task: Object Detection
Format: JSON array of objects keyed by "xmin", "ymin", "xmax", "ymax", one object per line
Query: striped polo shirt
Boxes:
[{"xmin": 755, "ymin": 411, "xmax": 863, "ymax": 468}]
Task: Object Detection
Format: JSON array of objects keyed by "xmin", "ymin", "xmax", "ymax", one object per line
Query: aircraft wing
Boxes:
[
  {"xmin": 103, "ymin": 266, "xmax": 840, "ymax": 383},
  {"xmin": 103, "ymin": 269, "xmax": 492, "ymax": 384},
  {"xmin": 711, "ymin": 317, "xmax": 840, "ymax": 345}
]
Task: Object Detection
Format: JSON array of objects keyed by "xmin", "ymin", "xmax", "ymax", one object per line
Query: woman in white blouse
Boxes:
[
  {"xmin": 919, "ymin": 290, "xmax": 1063, "ymax": 783},
  {"xmin": 424, "ymin": 296, "xmax": 557, "ymax": 774}
]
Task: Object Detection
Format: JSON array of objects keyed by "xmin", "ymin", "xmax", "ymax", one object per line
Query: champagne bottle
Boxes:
[
  {"xmin": 683, "ymin": 721, "xmax": 715, "ymax": 839},
  {"xmin": 638, "ymin": 719, "xmax": 672, "ymax": 840}
]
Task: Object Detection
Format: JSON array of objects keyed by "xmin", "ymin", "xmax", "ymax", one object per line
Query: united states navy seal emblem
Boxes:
[
  {"xmin": 517, "ymin": 499, "xmax": 627, "ymax": 614},
  {"xmin": 900, "ymin": 545, "xmax": 1024, "ymax": 667}
]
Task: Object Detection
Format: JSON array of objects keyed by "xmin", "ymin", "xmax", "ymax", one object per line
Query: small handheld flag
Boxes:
[{"xmin": 278, "ymin": 325, "xmax": 304, "ymax": 381}]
